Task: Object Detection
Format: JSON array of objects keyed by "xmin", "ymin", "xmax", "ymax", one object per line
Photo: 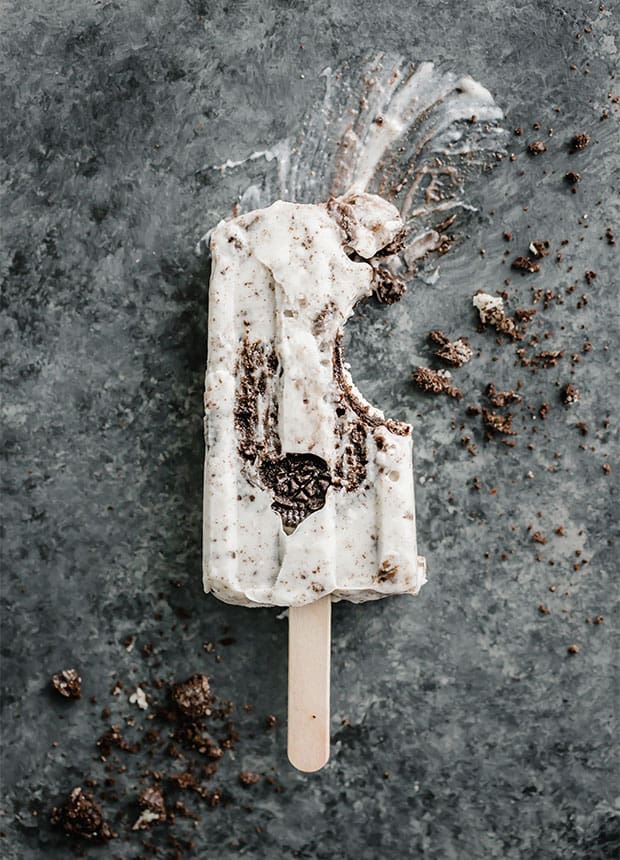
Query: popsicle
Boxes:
[{"xmin": 203, "ymin": 191, "xmax": 426, "ymax": 770}]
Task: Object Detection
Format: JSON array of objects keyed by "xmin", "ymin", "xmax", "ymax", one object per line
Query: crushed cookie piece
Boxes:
[
  {"xmin": 412, "ymin": 367, "xmax": 462, "ymax": 399},
  {"xmin": 538, "ymin": 604, "xmax": 550, "ymax": 615},
  {"xmin": 572, "ymin": 132, "xmax": 590, "ymax": 150},
  {"xmin": 472, "ymin": 477, "xmax": 483, "ymax": 490},
  {"xmin": 512, "ymin": 255, "xmax": 540, "ymax": 273},
  {"xmin": 503, "ymin": 230, "xmax": 513, "ymax": 241},
  {"xmin": 528, "ymin": 140, "xmax": 547, "ymax": 155},
  {"xmin": 561, "ymin": 384, "xmax": 580, "ymax": 405},
  {"xmin": 528, "ymin": 240, "xmax": 550, "ymax": 258},
  {"xmin": 584, "ymin": 270, "xmax": 597, "ymax": 284},
  {"xmin": 239, "ymin": 771, "xmax": 261, "ymax": 787},
  {"xmin": 515, "ymin": 308, "xmax": 537, "ymax": 324},
  {"xmin": 539, "ymin": 402, "xmax": 550, "ymax": 420},
  {"xmin": 593, "ymin": 615, "xmax": 604, "ymax": 625},
  {"xmin": 51, "ymin": 788, "xmax": 114, "ymax": 841},
  {"xmin": 372, "ymin": 266, "xmax": 407, "ymax": 304},
  {"xmin": 605, "ymin": 227, "xmax": 616, "ymax": 245},
  {"xmin": 565, "ymin": 171, "xmax": 581, "ymax": 184},
  {"xmin": 532, "ymin": 531, "xmax": 547, "ymax": 545},
  {"xmin": 429, "ymin": 330, "xmax": 473, "ymax": 367},
  {"xmin": 602, "ymin": 463, "xmax": 611, "ymax": 474},
  {"xmin": 259, "ymin": 454, "xmax": 334, "ymax": 530},
  {"xmin": 482, "ymin": 409, "xmax": 516, "ymax": 436},
  {"xmin": 171, "ymin": 674, "xmax": 211, "ymax": 719},
  {"xmin": 539, "ymin": 350, "xmax": 564, "ymax": 368},
  {"xmin": 567, "ymin": 644, "xmax": 580, "ymax": 654},
  {"xmin": 473, "ymin": 292, "xmax": 503, "ymax": 324},
  {"xmin": 132, "ymin": 786, "xmax": 166, "ymax": 831},
  {"xmin": 96, "ymin": 725, "xmax": 135, "ymax": 758},
  {"xmin": 51, "ymin": 669, "xmax": 82, "ymax": 699},
  {"xmin": 486, "ymin": 383, "xmax": 522, "ymax": 407},
  {"xmin": 265, "ymin": 714, "xmax": 277, "ymax": 729},
  {"xmin": 473, "ymin": 292, "xmax": 520, "ymax": 340}
]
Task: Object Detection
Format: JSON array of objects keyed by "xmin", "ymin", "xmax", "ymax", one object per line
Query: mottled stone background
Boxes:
[{"xmin": 1, "ymin": 1, "xmax": 618, "ymax": 858}]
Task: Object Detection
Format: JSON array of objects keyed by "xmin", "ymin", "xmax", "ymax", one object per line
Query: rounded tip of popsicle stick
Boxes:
[
  {"xmin": 287, "ymin": 742, "xmax": 330, "ymax": 773},
  {"xmin": 288, "ymin": 598, "xmax": 331, "ymax": 773}
]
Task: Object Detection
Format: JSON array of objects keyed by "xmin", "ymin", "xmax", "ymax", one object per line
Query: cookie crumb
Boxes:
[
  {"xmin": 512, "ymin": 255, "xmax": 540, "ymax": 273},
  {"xmin": 528, "ymin": 140, "xmax": 547, "ymax": 155},
  {"xmin": 239, "ymin": 771, "xmax": 261, "ymax": 787},
  {"xmin": 171, "ymin": 674, "xmax": 211, "ymax": 719},
  {"xmin": 538, "ymin": 350, "xmax": 564, "ymax": 368},
  {"xmin": 372, "ymin": 267, "xmax": 407, "ymax": 304},
  {"xmin": 132, "ymin": 786, "xmax": 166, "ymax": 831},
  {"xmin": 429, "ymin": 330, "xmax": 473, "ymax": 367},
  {"xmin": 482, "ymin": 409, "xmax": 516, "ymax": 436},
  {"xmin": 572, "ymin": 132, "xmax": 590, "ymax": 150},
  {"xmin": 473, "ymin": 292, "xmax": 520, "ymax": 339},
  {"xmin": 528, "ymin": 240, "xmax": 550, "ymax": 258},
  {"xmin": 51, "ymin": 669, "xmax": 82, "ymax": 700},
  {"xmin": 561, "ymin": 384, "xmax": 580, "ymax": 405},
  {"xmin": 486, "ymin": 383, "xmax": 522, "ymax": 407},
  {"xmin": 413, "ymin": 367, "xmax": 462, "ymax": 399},
  {"xmin": 50, "ymin": 787, "xmax": 114, "ymax": 841},
  {"xmin": 567, "ymin": 644, "xmax": 580, "ymax": 654}
]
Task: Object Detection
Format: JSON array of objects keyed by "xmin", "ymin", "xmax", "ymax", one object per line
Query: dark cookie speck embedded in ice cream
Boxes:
[{"xmin": 259, "ymin": 453, "xmax": 332, "ymax": 531}]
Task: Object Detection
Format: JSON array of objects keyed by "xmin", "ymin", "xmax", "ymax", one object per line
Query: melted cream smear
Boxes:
[{"xmin": 202, "ymin": 54, "xmax": 505, "ymax": 272}]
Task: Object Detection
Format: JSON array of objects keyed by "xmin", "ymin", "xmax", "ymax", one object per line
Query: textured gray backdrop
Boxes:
[{"xmin": 1, "ymin": 1, "xmax": 619, "ymax": 858}]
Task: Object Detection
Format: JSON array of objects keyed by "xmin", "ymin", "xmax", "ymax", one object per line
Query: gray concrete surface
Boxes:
[{"xmin": 1, "ymin": 1, "xmax": 618, "ymax": 857}]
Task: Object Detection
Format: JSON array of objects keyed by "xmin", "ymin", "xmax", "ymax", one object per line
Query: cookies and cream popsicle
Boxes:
[
  {"xmin": 201, "ymin": 54, "xmax": 505, "ymax": 773},
  {"xmin": 203, "ymin": 191, "xmax": 426, "ymax": 609}
]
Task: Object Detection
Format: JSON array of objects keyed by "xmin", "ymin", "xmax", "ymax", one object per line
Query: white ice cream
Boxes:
[{"xmin": 203, "ymin": 192, "xmax": 426, "ymax": 607}]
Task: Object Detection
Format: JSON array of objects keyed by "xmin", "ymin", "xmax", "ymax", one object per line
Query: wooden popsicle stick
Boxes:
[{"xmin": 287, "ymin": 595, "xmax": 331, "ymax": 772}]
